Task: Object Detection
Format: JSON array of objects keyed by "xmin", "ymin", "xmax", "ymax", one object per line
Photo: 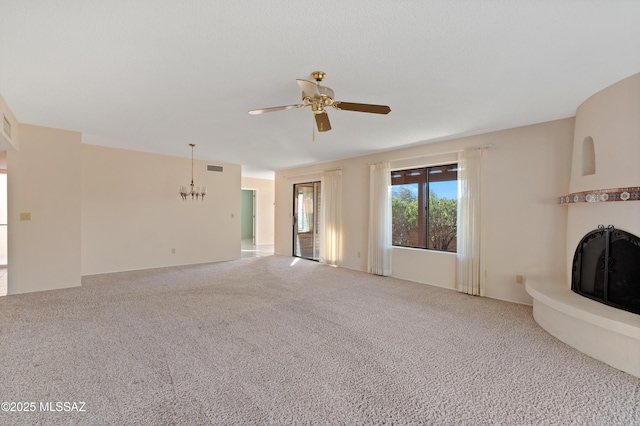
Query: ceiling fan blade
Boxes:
[
  {"xmin": 297, "ymin": 79, "xmax": 320, "ymax": 98},
  {"xmin": 333, "ymin": 102, "xmax": 391, "ymax": 114},
  {"xmin": 315, "ymin": 112, "xmax": 332, "ymax": 132},
  {"xmin": 248, "ymin": 104, "xmax": 304, "ymax": 115}
]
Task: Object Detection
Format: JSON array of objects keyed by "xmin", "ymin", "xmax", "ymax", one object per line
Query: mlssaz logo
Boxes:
[{"xmin": 40, "ymin": 401, "xmax": 86, "ymax": 412}]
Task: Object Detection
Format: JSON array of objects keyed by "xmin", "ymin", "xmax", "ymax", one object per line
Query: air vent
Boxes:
[
  {"xmin": 3, "ymin": 114, "xmax": 11, "ymax": 139},
  {"xmin": 207, "ymin": 165, "xmax": 223, "ymax": 172}
]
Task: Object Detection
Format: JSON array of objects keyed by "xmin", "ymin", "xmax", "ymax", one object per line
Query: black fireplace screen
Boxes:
[{"xmin": 572, "ymin": 225, "xmax": 640, "ymax": 315}]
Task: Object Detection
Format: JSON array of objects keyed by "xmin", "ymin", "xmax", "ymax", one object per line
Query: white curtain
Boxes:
[
  {"xmin": 456, "ymin": 148, "xmax": 485, "ymax": 296},
  {"xmin": 368, "ymin": 162, "xmax": 392, "ymax": 276},
  {"xmin": 320, "ymin": 169, "xmax": 342, "ymax": 266}
]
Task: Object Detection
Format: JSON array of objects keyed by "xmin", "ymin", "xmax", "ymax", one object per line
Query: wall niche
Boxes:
[{"xmin": 582, "ymin": 136, "xmax": 596, "ymax": 176}]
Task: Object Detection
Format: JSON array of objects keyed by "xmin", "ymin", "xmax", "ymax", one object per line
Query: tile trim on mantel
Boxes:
[{"xmin": 558, "ymin": 186, "xmax": 640, "ymax": 204}]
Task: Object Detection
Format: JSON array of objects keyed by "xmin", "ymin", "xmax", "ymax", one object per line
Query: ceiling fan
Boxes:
[{"xmin": 248, "ymin": 71, "xmax": 391, "ymax": 133}]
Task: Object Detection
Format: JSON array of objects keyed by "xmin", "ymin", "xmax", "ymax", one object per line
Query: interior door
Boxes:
[{"xmin": 293, "ymin": 182, "xmax": 321, "ymax": 260}]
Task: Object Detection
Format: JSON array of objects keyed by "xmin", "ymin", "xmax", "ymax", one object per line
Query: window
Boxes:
[{"xmin": 391, "ymin": 164, "xmax": 458, "ymax": 252}]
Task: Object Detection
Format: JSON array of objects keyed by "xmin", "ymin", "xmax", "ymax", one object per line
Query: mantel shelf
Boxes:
[{"xmin": 558, "ymin": 186, "xmax": 640, "ymax": 204}]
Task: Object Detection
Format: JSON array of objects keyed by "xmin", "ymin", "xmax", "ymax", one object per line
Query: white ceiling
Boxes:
[{"xmin": 1, "ymin": 1, "xmax": 639, "ymax": 179}]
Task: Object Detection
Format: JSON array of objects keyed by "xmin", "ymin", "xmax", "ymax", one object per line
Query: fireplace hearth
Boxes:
[{"xmin": 572, "ymin": 225, "xmax": 640, "ymax": 315}]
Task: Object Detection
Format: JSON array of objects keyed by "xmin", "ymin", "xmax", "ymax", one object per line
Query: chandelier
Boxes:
[{"xmin": 179, "ymin": 144, "xmax": 207, "ymax": 201}]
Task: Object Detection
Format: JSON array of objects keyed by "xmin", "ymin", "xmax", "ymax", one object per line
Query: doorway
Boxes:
[
  {"xmin": 293, "ymin": 181, "xmax": 321, "ymax": 260},
  {"xmin": 241, "ymin": 189, "xmax": 255, "ymax": 244}
]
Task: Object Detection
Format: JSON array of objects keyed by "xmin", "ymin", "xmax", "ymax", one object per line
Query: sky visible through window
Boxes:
[{"xmin": 431, "ymin": 181, "xmax": 457, "ymax": 200}]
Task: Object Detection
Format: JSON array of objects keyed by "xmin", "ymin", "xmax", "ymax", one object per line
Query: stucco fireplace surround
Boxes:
[{"xmin": 526, "ymin": 72, "xmax": 640, "ymax": 378}]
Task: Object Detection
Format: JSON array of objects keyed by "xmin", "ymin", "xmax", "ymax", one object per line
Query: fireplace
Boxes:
[
  {"xmin": 572, "ymin": 225, "xmax": 640, "ymax": 315},
  {"xmin": 526, "ymin": 72, "xmax": 640, "ymax": 378}
]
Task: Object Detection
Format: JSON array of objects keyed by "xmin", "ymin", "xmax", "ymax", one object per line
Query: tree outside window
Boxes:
[{"xmin": 391, "ymin": 165, "xmax": 457, "ymax": 252}]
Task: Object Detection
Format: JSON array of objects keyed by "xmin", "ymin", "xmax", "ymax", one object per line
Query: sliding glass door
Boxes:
[{"xmin": 293, "ymin": 182, "xmax": 321, "ymax": 260}]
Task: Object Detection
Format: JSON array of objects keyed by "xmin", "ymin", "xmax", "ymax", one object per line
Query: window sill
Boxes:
[{"xmin": 391, "ymin": 246, "xmax": 457, "ymax": 255}]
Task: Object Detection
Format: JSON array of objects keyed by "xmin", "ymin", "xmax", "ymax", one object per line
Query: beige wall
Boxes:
[
  {"xmin": 482, "ymin": 119, "xmax": 574, "ymax": 303},
  {"xmin": 82, "ymin": 144, "xmax": 241, "ymax": 275},
  {"xmin": 241, "ymin": 176, "xmax": 275, "ymax": 245},
  {"xmin": 2, "ymin": 93, "xmax": 242, "ymax": 291},
  {"xmin": 7, "ymin": 124, "xmax": 82, "ymax": 294},
  {"xmin": 275, "ymin": 118, "xmax": 574, "ymax": 304}
]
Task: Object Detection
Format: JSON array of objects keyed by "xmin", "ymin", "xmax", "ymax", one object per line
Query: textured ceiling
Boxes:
[{"xmin": 1, "ymin": 1, "xmax": 640, "ymax": 179}]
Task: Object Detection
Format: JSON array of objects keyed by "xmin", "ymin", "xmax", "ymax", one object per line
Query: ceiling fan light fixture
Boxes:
[{"xmin": 317, "ymin": 86, "xmax": 334, "ymax": 99}]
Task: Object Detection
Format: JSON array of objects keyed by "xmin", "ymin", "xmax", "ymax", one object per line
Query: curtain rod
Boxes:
[
  {"xmin": 367, "ymin": 143, "xmax": 493, "ymax": 165},
  {"xmin": 282, "ymin": 167, "xmax": 342, "ymax": 179}
]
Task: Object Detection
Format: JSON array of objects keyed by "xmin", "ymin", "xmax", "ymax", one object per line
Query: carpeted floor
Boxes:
[{"xmin": 0, "ymin": 255, "xmax": 638, "ymax": 425}]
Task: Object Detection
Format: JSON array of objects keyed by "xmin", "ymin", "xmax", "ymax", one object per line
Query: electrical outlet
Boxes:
[
  {"xmin": 171, "ymin": 248, "xmax": 176, "ymax": 254},
  {"xmin": 20, "ymin": 212, "xmax": 31, "ymax": 221},
  {"xmin": 516, "ymin": 275, "xmax": 525, "ymax": 284}
]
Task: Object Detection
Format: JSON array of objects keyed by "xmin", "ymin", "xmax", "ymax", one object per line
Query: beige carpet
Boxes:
[{"xmin": 0, "ymin": 255, "xmax": 638, "ymax": 425}]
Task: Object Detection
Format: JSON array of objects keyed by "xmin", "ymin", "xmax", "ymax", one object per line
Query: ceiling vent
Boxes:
[{"xmin": 207, "ymin": 165, "xmax": 223, "ymax": 172}]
